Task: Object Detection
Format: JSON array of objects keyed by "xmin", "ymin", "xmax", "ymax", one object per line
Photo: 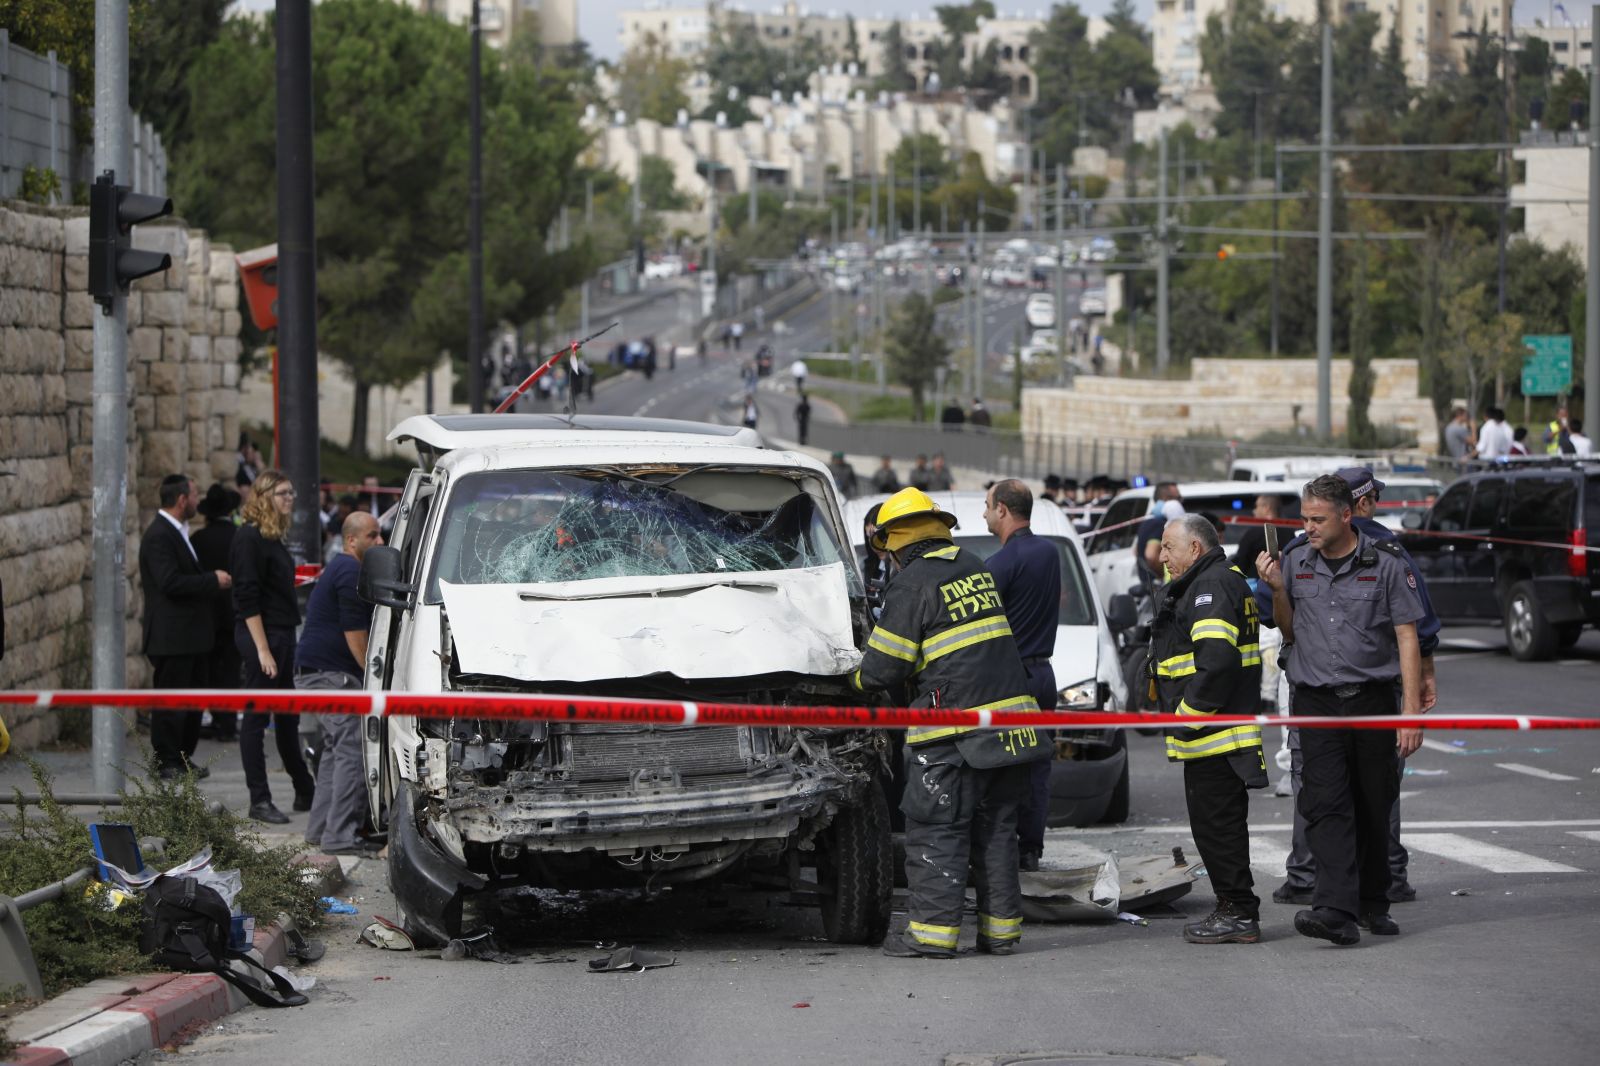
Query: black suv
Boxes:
[{"xmin": 1400, "ymin": 462, "xmax": 1600, "ymax": 660}]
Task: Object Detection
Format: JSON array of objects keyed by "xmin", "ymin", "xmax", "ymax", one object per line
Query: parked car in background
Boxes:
[
  {"xmin": 1026, "ymin": 293, "xmax": 1057, "ymax": 330},
  {"xmin": 1399, "ymin": 460, "xmax": 1600, "ymax": 660},
  {"xmin": 1079, "ymin": 288, "xmax": 1108, "ymax": 315}
]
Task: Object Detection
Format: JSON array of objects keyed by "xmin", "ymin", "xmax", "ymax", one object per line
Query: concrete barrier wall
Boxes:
[{"xmin": 0, "ymin": 202, "xmax": 243, "ymax": 748}]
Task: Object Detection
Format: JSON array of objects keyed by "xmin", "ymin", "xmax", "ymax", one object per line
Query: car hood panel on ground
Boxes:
[{"xmin": 441, "ymin": 563, "xmax": 861, "ymax": 683}]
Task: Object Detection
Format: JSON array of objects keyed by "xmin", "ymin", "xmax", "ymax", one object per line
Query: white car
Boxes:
[
  {"xmin": 987, "ymin": 262, "xmax": 1029, "ymax": 288},
  {"xmin": 362, "ymin": 414, "xmax": 892, "ymax": 947},
  {"xmin": 844, "ymin": 492, "xmax": 1133, "ymax": 827},
  {"xmin": 1370, "ymin": 475, "xmax": 1443, "ymax": 531},
  {"xmin": 1083, "ymin": 481, "xmax": 1304, "ymax": 607},
  {"xmin": 1079, "ymin": 288, "xmax": 1107, "ymax": 316},
  {"xmin": 1227, "ymin": 455, "xmax": 1362, "ymax": 482},
  {"xmin": 1025, "ymin": 293, "xmax": 1057, "ymax": 330},
  {"xmin": 641, "ymin": 255, "xmax": 683, "ymax": 280}
]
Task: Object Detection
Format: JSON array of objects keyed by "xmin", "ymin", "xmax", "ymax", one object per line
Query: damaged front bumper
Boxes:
[{"xmin": 445, "ymin": 767, "xmax": 855, "ymax": 854}]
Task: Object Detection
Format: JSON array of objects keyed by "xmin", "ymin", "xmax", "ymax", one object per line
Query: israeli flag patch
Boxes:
[{"xmin": 1194, "ymin": 593, "xmax": 1213, "ymax": 607}]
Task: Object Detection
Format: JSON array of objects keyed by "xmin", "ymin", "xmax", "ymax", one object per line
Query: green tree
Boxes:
[
  {"xmin": 0, "ymin": 0, "xmax": 97, "ymax": 118},
  {"xmin": 845, "ymin": 14, "xmax": 862, "ymax": 68},
  {"xmin": 884, "ymin": 292, "xmax": 950, "ymax": 419},
  {"xmin": 888, "ymin": 132, "xmax": 957, "ymax": 190},
  {"xmin": 705, "ymin": 16, "xmax": 832, "ymax": 118},
  {"xmin": 176, "ymin": 0, "xmax": 588, "ymax": 454},
  {"xmin": 876, "ymin": 20, "xmax": 916, "ymax": 93},
  {"xmin": 638, "ymin": 155, "xmax": 689, "ymax": 211},
  {"xmin": 129, "ymin": 0, "xmax": 231, "ymax": 148},
  {"xmin": 1029, "ymin": 3, "xmax": 1094, "ymax": 164},
  {"xmin": 927, "ymin": 151, "xmax": 1016, "ymax": 230},
  {"xmin": 613, "ymin": 33, "xmax": 691, "ymax": 124}
]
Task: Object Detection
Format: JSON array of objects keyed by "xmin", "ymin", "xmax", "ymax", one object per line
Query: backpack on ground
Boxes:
[{"xmin": 138, "ymin": 874, "xmax": 308, "ymax": 1008}]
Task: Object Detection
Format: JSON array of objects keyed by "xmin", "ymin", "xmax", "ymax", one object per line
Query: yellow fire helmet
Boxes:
[{"xmin": 870, "ymin": 486, "xmax": 959, "ymax": 550}]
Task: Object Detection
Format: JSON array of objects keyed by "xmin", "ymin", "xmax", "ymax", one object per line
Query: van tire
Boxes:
[
  {"xmin": 818, "ymin": 778, "xmax": 893, "ymax": 945},
  {"xmin": 1505, "ymin": 581, "xmax": 1557, "ymax": 661}
]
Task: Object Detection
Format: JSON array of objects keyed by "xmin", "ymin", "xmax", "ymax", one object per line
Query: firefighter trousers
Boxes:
[{"xmin": 900, "ymin": 740, "xmax": 1031, "ymax": 952}]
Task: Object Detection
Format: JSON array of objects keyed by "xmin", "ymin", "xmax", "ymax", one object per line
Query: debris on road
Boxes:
[
  {"xmin": 1116, "ymin": 912, "xmax": 1149, "ymax": 926},
  {"xmin": 320, "ymin": 897, "xmax": 358, "ymax": 915},
  {"xmin": 588, "ymin": 946, "xmax": 676, "ymax": 973},
  {"xmin": 441, "ymin": 929, "xmax": 520, "ymax": 964},
  {"xmin": 1451, "ymin": 889, "xmax": 1472, "ymax": 896},
  {"xmin": 359, "ymin": 916, "xmax": 415, "ymax": 951}
]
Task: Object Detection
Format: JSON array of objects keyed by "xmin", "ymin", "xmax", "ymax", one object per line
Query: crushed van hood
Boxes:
[{"xmin": 441, "ymin": 563, "xmax": 862, "ymax": 683}]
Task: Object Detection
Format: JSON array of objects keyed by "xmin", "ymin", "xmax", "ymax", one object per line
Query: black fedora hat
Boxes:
[{"xmin": 198, "ymin": 482, "xmax": 241, "ymax": 520}]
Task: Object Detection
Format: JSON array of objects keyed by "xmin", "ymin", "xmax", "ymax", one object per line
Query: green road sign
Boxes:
[{"xmin": 1522, "ymin": 334, "xmax": 1573, "ymax": 397}]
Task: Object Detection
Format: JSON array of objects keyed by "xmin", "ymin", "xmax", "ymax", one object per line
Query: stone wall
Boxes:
[
  {"xmin": 1022, "ymin": 357, "xmax": 1439, "ymax": 444},
  {"xmin": 0, "ymin": 202, "xmax": 243, "ymax": 749}
]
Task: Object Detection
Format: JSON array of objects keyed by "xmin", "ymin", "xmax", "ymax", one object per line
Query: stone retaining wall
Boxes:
[{"xmin": 0, "ymin": 202, "xmax": 242, "ymax": 749}]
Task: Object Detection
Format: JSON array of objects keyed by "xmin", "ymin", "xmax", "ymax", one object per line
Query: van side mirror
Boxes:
[
  {"xmin": 1401, "ymin": 512, "xmax": 1424, "ymax": 531},
  {"xmin": 359, "ymin": 545, "xmax": 416, "ymax": 610},
  {"xmin": 1105, "ymin": 593, "xmax": 1138, "ymax": 632}
]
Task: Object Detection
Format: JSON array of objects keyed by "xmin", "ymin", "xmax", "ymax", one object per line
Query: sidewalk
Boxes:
[{"xmin": 1, "ymin": 736, "xmax": 352, "ymax": 1065}]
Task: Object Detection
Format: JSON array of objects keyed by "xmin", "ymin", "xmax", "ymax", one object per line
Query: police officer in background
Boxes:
[
  {"xmin": 1153, "ymin": 514, "xmax": 1267, "ymax": 944},
  {"xmin": 1259, "ymin": 467, "xmax": 1438, "ymax": 907},
  {"xmin": 983, "ymin": 479, "xmax": 1061, "ymax": 872},
  {"xmin": 854, "ymin": 488, "xmax": 1048, "ymax": 959},
  {"xmin": 1257, "ymin": 475, "xmax": 1424, "ymax": 946}
]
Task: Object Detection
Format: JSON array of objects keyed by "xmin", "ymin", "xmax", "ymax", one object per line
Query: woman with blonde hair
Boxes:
[{"xmin": 230, "ymin": 468, "xmax": 315, "ymax": 823}]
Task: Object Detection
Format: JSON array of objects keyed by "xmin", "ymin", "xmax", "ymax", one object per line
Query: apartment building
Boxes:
[{"xmin": 403, "ymin": 0, "xmax": 578, "ymax": 50}]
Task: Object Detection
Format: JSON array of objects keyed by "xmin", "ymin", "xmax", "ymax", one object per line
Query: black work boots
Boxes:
[{"xmin": 1183, "ymin": 899, "xmax": 1262, "ymax": 944}]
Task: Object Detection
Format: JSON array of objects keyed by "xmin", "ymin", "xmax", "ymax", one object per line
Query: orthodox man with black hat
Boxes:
[
  {"xmin": 1152, "ymin": 513, "xmax": 1267, "ymax": 944},
  {"xmin": 853, "ymin": 487, "xmax": 1049, "ymax": 958}
]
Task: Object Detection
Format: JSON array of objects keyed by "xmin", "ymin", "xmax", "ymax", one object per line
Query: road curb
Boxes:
[{"xmin": 3, "ymin": 853, "xmax": 346, "ymax": 1065}]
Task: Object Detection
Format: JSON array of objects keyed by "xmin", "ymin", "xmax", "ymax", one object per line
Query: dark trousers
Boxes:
[
  {"xmin": 149, "ymin": 653, "xmax": 207, "ymax": 770},
  {"xmin": 901, "ymin": 741, "xmax": 1030, "ymax": 951},
  {"xmin": 1016, "ymin": 661, "xmax": 1057, "ymax": 856},
  {"xmin": 236, "ymin": 624, "xmax": 315, "ymax": 807},
  {"xmin": 1294, "ymin": 684, "xmax": 1400, "ymax": 920},
  {"xmin": 1285, "ymin": 733, "xmax": 1410, "ymax": 891},
  {"xmin": 205, "ymin": 639, "xmax": 241, "ymax": 738},
  {"xmin": 1183, "ymin": 754, "xmax": 1259, "ymax": 918}
]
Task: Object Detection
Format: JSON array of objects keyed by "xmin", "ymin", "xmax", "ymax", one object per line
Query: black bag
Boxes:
[{"xmin": 138, "ymin": 874, "xmax": 307, "ymax": 1008}]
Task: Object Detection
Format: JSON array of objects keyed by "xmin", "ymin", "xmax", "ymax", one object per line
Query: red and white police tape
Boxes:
[{"xmin": 1, "ymin": 689, "xmax": 1595, "ymax": 733}]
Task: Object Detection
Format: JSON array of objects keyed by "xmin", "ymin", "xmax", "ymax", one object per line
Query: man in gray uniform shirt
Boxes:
[{"xmin": 1257, "ymin": 474, "xmax": 1424, "ymax": 946}]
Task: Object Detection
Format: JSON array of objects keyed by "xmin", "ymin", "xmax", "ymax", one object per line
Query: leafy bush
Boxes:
[{"xmin": 0, "ymin": 757, "xmax": 322, "ymax": 1001}]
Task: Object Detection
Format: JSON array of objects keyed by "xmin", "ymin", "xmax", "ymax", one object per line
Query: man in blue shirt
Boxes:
[
  {"xmin": 1256, "ymin": 467, "xmax": 1439, "ymax": 905},
  {"xmin": 296, "ymin": 512, "xmax": 382, "ymax": 857},
  {"xmin": 984, "ymin": 479, "xmax": 1062, "ymax": 871}
]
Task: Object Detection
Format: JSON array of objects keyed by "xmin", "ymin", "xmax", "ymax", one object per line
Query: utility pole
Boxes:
[
  {"xmin": 1271, "ymin": 147, "xmax": 1281, "ymax": 356},
  {"xmin": 1587, "ymin": 5, "xmax": 1600, "ymax": 437},
  {"xmin": 887, "ymin": 157, "xmax": 896, "ymax": 243},
  {"xmin": 581, "ymin": 178, "xmax": 593, "ymax": 336},
  {"xmin": 91, "ymin": 0, "xmax": 131, "ymax": 792},
  {"xmin": 913, "ymin": 117, "xmax": 922, "ymax": 235},
  {"xmin": 468, "ymin": 0, "xmax": 484, "ymax": 413},
  {"xmin": 1055, "ymin": 164, "xmax": 1068, "ymax": 384},
  {"xmin": 748, "ymin": 161, "xmax": 758, "ymax": 231},
  {"xmin": 1316, "ymin": 20, "xmax": 1334, "ymax": 440},
  {"xmin": 963, "ymin": 217, "xmax": 975, "ymax": 397},
  {"xmin": 975, "ymin": 198, "xmax": 986, "ymax": 403},
  {"xmin": 1156, "ymin": 127, "xmax": 1170, "ymax": 373},
  {"xmin": 277, "ymin": 0, "xmax": 320, "ymax": 563}
]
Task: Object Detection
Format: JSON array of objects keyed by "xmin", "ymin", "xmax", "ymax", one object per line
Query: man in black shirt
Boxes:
[
  {"xmin": 1231, "ymin": 495, "xmax": 1281, "ymax": 581},
  {"xmin": 1134, "ymin": 483, "xmax": 1183, "ymax": 586}
]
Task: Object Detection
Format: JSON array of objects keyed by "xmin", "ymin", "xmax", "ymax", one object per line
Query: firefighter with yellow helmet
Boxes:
[{"xmin": 853, "ymin": 487, "xmax": 1048, "ymax": 958}]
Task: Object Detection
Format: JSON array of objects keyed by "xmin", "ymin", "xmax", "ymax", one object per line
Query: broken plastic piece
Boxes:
[
  {"xmin": 359, "ymin": 916, "xmax": 416, "ymax": 951},
  {"xmin": 1451, "ymin": 889, "xmax": 1471, "ymax": 897},
  {"xmin": 441, "ymin": 928, "xmax": 520, "ymax": 964},
  {"xmin": 1116, "ymin": 912, "xmax": 1149, "ymax": 926},
  {"xmin": 319, "ymin": 897, "xmax": 358, "ymax": 915},
  {"xmin": 587, "ymin": 946, "xmax": 676, "ymax": 973}
]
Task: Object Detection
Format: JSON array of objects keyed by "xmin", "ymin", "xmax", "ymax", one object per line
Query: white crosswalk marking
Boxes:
[
  {"xmin": 1419, "ymin": 738, "xmax": 1465, "ymax": 756},
  {"xmin": 1249, "ymin": 834, "xmax": 1289, "ymax": 878},
  {"xmin": 1495, "ymin": 762, "xmax": 1580, "ymax": 782},
  {"xmin": 1567, "ymin": 831, "xmax": 1600, "ymax": 843},
  {"xmin": 1402, "ymin": 832, "xmax": 1583, "ymax": 874}
]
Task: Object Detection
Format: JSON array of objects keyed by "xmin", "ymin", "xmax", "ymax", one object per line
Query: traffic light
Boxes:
[
  {"xmin": 89, "ymin": 171, "xmax": 173, "ymax": 313},
  {"xmin": 1217, "ymin": 244, "xmax": 1237, "ymax": 261}
]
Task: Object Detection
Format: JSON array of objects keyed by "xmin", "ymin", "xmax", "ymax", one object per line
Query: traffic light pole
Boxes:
[
  {"xmin": 91, "ymin": 0, "xmax": 131, "ymax": 793},
  {"xmin": 1587, "ymin": 5, "xmax": 1600, "ymax": 438},
  {"xmin": 276, "ymin": 0, "xmax": 321, "ymax": 564},
  {"xmin": 1316, "ymin": 20, "xmax": 1334, "ymax": 440},
  {"xmin": 468, "ymin": 0, "xmax": 485, "ymax": 413}
]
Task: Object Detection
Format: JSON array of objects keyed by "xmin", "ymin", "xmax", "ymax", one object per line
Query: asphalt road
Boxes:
[{"xmin": 153, "ymin": 623, "xmax": 1600, "ymax": 1066}]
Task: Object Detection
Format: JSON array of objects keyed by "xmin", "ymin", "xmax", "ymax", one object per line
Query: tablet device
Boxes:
[{"xmin": 89, "ymin": 823, "xmax": 143, "ymax": 884}]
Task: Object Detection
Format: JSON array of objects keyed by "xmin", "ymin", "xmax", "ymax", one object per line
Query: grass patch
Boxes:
[
  {"xmin": 805, "ymin": 357, "xmax": 877, "ymax": 383},
  {"xmin": 809, "ymin": 388, "xmax": 933, "ymax": 423},
  {"xmin": 0, "ymin": 755, "xmax": 323, "ymax": 1004}
]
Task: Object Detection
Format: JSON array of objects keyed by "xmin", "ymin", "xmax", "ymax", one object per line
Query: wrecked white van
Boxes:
[{"xmin": 360, "ymin": 415, "xmax": 892, "ymax": 946}]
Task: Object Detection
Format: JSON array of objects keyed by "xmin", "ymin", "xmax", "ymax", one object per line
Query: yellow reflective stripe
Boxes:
[
  {"xmin": 924, "ymin": 545, "xmax": 960, "ymax": 560},
  {"xmin": 1191, "ymin": 620, "xmax": 1239, "ymax": 645},
  {"xmin": 978, "ymin": 913, "xmax": 1023, "ymax": 940},
  {"xmin": 868, "ymin": 625, "xmax": 918, "ymax": 658},
  {"xmin": 1165, "ymin": 724, "xmax": 1264, "ymax": 760},
  {"xmin": 1156, "ymin": 653, "xmax": 1195, "ymax": 678},
  {"xmin": 851, "ymin": 668, "xmax": 864, "ymax": 691},
  {"xmin": 918, "ymin": 617, "xmax": 1014, "ymax": 667},
  {"xmin": 1239, "ymin": 642, "xmax": 1261, "ymax": 667},
  {"xmin": 968, "ymin": 694, "xmax": 1041, "ymax": 714},
  {"xmin": 1175, "ymin": 699, "xmax": 1210, "ymax": 717},
  {"xmin": 906, "ymin": 725, "xmax": 973, "ymax": 743},
  {"xmin": 908, "ymin": 921, "xmax": 960, "ymax": 948}
]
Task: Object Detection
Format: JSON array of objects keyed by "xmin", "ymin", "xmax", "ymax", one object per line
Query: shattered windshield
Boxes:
[{"xmin": 427, "ymin": 468, "xmax": 853, "ymax": 599}]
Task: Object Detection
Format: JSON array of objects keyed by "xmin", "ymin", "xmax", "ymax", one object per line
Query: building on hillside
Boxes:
[
  {"xmin": 615, "ymin": 3, "xmax": 1095, "ymax": 106},
  {"xmin": 1512, "ymin": 134, "xmax": 1590, "ymax": 262},
  {"xmin": 1517, "ymin": 16, "xmax": 1595, "ymax": 76},
  {"xmin": 403, "ymin": 0, "xmax": 578, "ymax": 49},
  {"xmin": 1152, "ymin": 0, "xmax": 1510, "ymax": 95}
]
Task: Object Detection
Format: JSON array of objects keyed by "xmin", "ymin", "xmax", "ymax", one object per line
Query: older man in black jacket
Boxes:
[{"xmin": 139, "ymin": 473, "xmax": 232, "ymax": 777}]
